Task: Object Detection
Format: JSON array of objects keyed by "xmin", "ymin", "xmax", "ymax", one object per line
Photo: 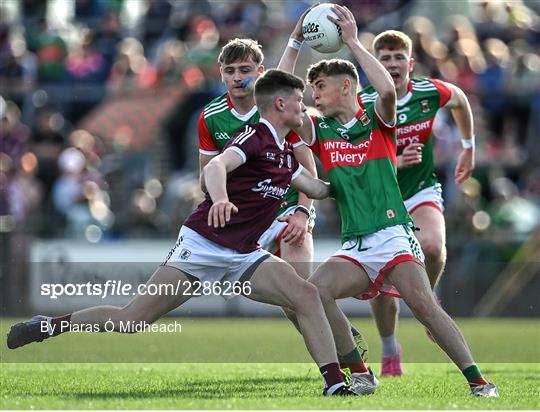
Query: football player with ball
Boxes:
[{"xmin": 278, "ymin": 2, "xmax": 498, "ymax": 397}]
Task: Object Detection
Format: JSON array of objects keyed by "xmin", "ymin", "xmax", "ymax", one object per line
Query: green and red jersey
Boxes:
[
  {"xmin": 198, "ymin": 93, "xmax": 303, "ymax": 215},
  {"xmin": 359, "ymin": 78, "xmax": 452, "ymax": 200},
  {"xmin": 306, "ymin": 105, "xmax": 411, "ymax": 243}
]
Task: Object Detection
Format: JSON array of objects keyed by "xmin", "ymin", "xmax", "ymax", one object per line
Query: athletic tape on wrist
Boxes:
[
  {"xmin": 461, "ymin": 136, "xmax": 475, "ymax": 149},
  {"xmin": 288, "ymin": 38, "xmax": 303, "ymax": 50}
]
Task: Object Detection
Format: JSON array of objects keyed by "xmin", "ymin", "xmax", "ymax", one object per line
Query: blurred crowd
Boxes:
[{"xmin": 1, "ymin": 0, "xmax": 539, "ymax": 243}]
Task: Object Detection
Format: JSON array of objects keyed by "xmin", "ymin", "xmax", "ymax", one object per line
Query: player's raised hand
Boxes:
[
  {"xmin": 278, "ymin": 213, "xmax": 308, "ymax": 246},
  {"xmin": 291, "ymin": 2, "xmax": 320, "ymax": 41},
  {"xmin": 398, "ymin": 143, "xmax": 424, "ymax": 168},
  {"xmin": 208, "ymin": 200, "xmax": 238, "ymax": 228},
  {"xmin": 328, "ymin": 4, "xmax": 358, "ymax": 46},
  {"xmin": 455, "ymin": 148, "xmax": 475, "ymax": 184}
]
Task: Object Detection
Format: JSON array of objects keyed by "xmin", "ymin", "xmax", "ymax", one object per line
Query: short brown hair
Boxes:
[
  {"xmin": 307, "ymin": 58, "xmax": 359, "ymax": 85},
  {"xmin": 218, "ymin": 38, "xmax": 264, "ymax": 65},
  {"xmin": 255, "ymin": 69, "xmax": 304, "ymax": 113},
  {"xmin": 372, "ymin": 30, "xmax": 412, "ymax": 57}
]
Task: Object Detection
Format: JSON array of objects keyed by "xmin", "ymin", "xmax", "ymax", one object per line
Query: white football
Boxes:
[{"xmin": 302, "ymin": 3, "xmax": 343, "ymax": 53}]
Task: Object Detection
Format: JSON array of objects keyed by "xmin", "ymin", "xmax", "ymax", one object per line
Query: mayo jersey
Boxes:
[
  {"xmin": 198, "ymin": 93, "xmax": 304, "ymax": 214},
  {"xmin": 359, "ymin": 78, "xmax": 452, "ymax": 200},
  {"xmin": 186, "ymin": 119, "xmax": 302, "ymax": 253},
  {"xmin": 308, "ymin": 105, "xmax": 411, "ymax": 243}
]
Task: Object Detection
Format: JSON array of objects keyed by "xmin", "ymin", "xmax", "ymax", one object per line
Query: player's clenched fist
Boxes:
[
  {"xmin": 208, "ymin": 200, "xmax": 238, "ymax": 228},
  {"xmin": 398, "ymin": 143, "xmax": 424, "ymax": 168}
]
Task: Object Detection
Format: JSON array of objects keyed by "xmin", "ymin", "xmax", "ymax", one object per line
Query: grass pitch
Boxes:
[{"xmin": 1, "ymin": 317, "xmax": 539, "ymax": 409}]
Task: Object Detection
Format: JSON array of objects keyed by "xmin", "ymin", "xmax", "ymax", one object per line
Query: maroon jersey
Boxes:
[{"xmin": 184, "ymin": 119, "xmax": 303, "ymax": 253}]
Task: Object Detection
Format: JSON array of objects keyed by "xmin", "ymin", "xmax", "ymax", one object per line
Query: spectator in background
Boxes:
[
  {"xmin": 140, "ymin": 0, "xmax": 172, "ymax": 53},
  {"xmin": 66, "ymin": 30, "xmax": 108, "ymax": 83},
  {"xmin": 93, "ymin": 11, "xmax": 123, "ymax": 77},
  {"xmin": 30, "ymin": 106, "xmax": 65, "ymax": 211},
  {"xmin": 26, "ymin": 17, "xmax": 67, "ymax": 83},
  {"xmin": 477, "ymin": 38, "xmax": 509, "ymax": 145},
  {"xmin": 0, "ymin": 36, "xmax": 37, "ymax": 107},
  {"xmin": 0, "ymin": 99, "xmax": 40, "ymax": 223},
  {"xmin": 505, "ymin": 47, "xmax": 540, "ymax": 150},
  {"xmin": 106, "ymin": 37, "xmax": 147, "ymax": 93}
]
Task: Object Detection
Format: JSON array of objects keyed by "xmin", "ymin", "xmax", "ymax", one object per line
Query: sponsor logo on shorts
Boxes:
[
  {"xmin": 179, "ymin": 249, "xmax": 191, "ymax": 260},
  {"xmin": 393, "ymin": 249, "xmax": 409, "ymax": 257}
]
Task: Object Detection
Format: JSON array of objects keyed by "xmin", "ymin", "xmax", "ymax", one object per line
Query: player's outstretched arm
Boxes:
[
  {"xmin": 199, "ymin": 153, "xmax": 216, "ymax": 193},
  {"xmin": 203, "ymin": 150, "xmax": 243, "ymax": 228},
  {"xmin": 443, "ymin": 82, "xmax": 476, "ymax": 184},
  {"xmin": 291, "ymin": 168, "xmax": 331, "ymax": 200},
  {"xmin": 280, "ymin": 144, "xmax": 318, "ymax": 245},
  {"xmin": 329, "ymin": 5, "xmax": 396, "ymax": 125},
  {"xmin": 277, "ymin": 2, "xmax": 319, "ymax": 74}
]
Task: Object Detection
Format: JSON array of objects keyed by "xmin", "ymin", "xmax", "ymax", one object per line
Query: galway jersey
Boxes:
[
  {"xmin": 308, "ymin": 106, "xmax": 411, "ymax": 243},
  {"xmin": 198, "ymin": 93, "xmax": 304, "ymax": 215},
  {"xmin": 185, "ymin": 119, "xmax": 302, "ymax": 253},
  {"xmin": 359, "ymin": 78, "xmax": 452, "ymax": 200}
]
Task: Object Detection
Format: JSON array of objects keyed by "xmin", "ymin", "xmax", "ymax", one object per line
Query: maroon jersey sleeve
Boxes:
[
  {"xmin": 223, "ymin": 124, "xmax": 262, "ymax": 164},
  {"xmin": 430, "ymin": 78, "xmax": 452, "ymax": 107},
  {"xmin": 198, "ymin": 111, "xmax": 219, "ymax": 154}
]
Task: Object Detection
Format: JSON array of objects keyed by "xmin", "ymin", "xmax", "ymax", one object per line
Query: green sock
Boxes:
[
  {"xmin": 341, "ymin": 348, "xmax": 368, "ymax": 373},
  {"xmin": 462, "ymin": 364, "xmax": 487, "ymax": 385}
]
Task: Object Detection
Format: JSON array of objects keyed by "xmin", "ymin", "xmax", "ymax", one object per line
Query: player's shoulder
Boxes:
[
  {"xmin": 202, "ymin": 93, "xmax": 230, "ymax": 119},
  {"xmin": 410, "ymin": 77, "xmax": 440, "ymax": 95},
  {"xmin": 358, "ymin": 85, "xmax": 377, "ymax": 106}
]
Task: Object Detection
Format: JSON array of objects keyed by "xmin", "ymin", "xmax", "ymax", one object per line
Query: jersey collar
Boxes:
[
  {"xmin": 259, "ymin": 118, "xmax": 285, "ymax": 150},
  {"xmin": 226, "ymin": 93, "xmax": 258, "ymax": 121},
  {"xmin": 338, "ymin": 107, "xmax": 364, "ymax": 129},
  {"xmin": 397, "ymin": 80, "xmax": 413, "ymax": 106}
]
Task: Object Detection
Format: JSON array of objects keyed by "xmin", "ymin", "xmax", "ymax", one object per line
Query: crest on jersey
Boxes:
[
  {"xmin": 360, "ymin": 112, "xmax": 371, "ymax": 126},
  {"xmin": 421, "ymin": 100, "xmax": 430, "ymax": 113}
]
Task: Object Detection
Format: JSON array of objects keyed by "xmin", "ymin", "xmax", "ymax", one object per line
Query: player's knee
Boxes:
[
  {"xmin": 375, "ymin": 295, "xmax": 398, "ymax": 315},
  {"xmin": 291, "ymin": 281, "xmax": 321, "ymax": 312},
  {"xmin": 421, "ymin": 237, "xmax": 445, "ymax": 261}
]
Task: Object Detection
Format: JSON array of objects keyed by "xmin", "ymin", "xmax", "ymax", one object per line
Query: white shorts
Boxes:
[
  {"xmin": 332, "ymin": 224, "xmax": 425, "ymax": 300},
  {"xmin": 163, "ymin": 226, "xmax": 270, "ymax": 298},
  {"xmin": 257, "ymin": 205, "xmax": 316, "ymax": 254},
  {"xmin": 404, "ymin": 184, "xmax": 444, "ymax": 214}
]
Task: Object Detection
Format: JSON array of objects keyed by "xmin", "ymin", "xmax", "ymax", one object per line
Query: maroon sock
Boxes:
[
  {"xmin": 320, "ymin": 362, "xmax": 345, "ymax": 388},
  {"xmin": 51, "ymin": 314, "xmax": 72, "ymax": 336}
]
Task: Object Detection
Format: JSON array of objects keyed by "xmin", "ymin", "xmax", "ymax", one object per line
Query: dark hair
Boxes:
[
  {"xmin": 373, "ymin": 30, "xmax": 412, "ymax": 57},
  {"xmin": 254, "ymin": 69, "xmax": 305, "ymax": 113},
  {"xmin": 307, "ymin": 58, "xmax": 359, "ymax": 85},
  {"xmin": 218, "ymin": 38, "xmax": 264, "ymax": 65}
]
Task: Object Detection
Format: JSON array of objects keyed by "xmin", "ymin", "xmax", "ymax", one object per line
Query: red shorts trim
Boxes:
[
  {"xmin": 335, "ymin": 253, "xmax": 416, "ymax": 300},
  {"xmin": 408, "ymin": 201, "xmax": 443, "ymax": 215}
]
